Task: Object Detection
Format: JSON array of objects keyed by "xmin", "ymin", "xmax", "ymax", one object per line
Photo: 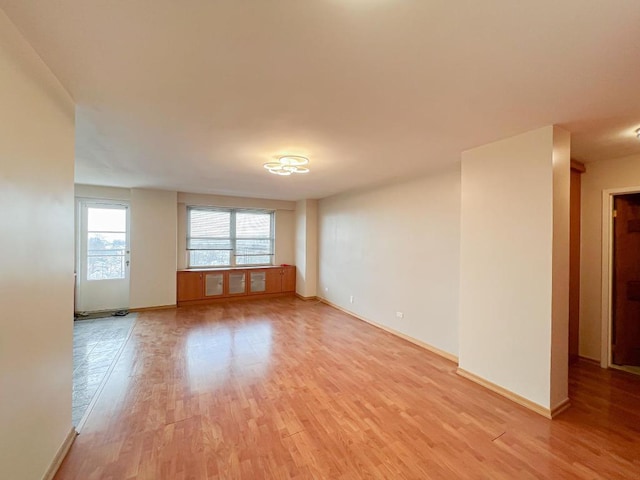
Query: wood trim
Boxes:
[
  {"xmin": 599, "ymin": 186, "xmax": 640, "ymax": 368},
  {"xmin": 42, "ymin": 427, "xmax": 77, "ymax": 480},
  {"xmin": 456, "ymin": 368, "xmax": 562, "ymax": 419},
  {"xmin": 570, "ymin": 159, "xmax": 586, "ymax": 173},
  {"xmin": 178, "ymin": 265, "xmax": 290, "ymax": 272},
  {"xmin": 320, "ymin": 298, "xmax": 459, "ymax": 364},
  {"xmin": 178, "ymin": 292, "xmax": 295, "ymax": 307},
  {"xmin": 129, "ymin": 304, "xmax": 176, "ymax": 313},
  {"xmin": 295, "ymin": 294, "xmax": 319, "ymax": 301},
  {"xmin": 578, "ymin": 355, "xmax": 601, "ymax": 366},
  {"xmin": 550, "ymin": 398, "xmax": 572, "ymax": 418}
]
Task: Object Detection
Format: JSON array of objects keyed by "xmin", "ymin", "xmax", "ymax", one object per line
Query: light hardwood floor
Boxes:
[{"xmin": 55, "ymin": 298, "xmax": 640, "ymax": 479}]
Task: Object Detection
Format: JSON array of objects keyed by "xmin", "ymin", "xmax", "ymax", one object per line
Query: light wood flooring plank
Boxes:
[{"xmin": 55, "ymin": 298, "xmax": 640, "ymax": 479}]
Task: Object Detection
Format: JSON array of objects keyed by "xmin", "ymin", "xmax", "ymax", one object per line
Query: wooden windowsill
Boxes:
[{"xmin": 178, "ymin": 265, "xmax": 293, "ymax": 272}]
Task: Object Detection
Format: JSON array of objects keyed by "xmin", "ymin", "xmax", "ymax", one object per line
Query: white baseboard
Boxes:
[
  {"xmin": 456, "ymin": 368, "xmax": 571, "ymax": 419},
  {"xmin": 42, "ymin": 427, "xmax": 77, "ymax": 480},
  {"xmin": 319, "ymin": 298, "xmax": 459, "ymax": 364}
]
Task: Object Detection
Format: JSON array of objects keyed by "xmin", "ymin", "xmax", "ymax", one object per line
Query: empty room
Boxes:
[{"xmin": 2, "ymin": 1, "xmax": 640, "ymax": 479}]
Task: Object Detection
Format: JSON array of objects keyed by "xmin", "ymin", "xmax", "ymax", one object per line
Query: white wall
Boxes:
[
  {"xmin": 318, "ymin": 165, "xmax": 461, "ymax": 357},
  {"xmin": 129, "ymin": 189, "xmax": 178, "ymax": 309},
  {"xmin": 73, "ymin": 189, "xmax": 294, "ymax": 309},
  {"xmin": 580, "ymin": 153, "xmax": 640, "ymax": 361},
  {"xmin": 74, "ymin": 185, "xmax": 179, "ymax": 311},
  {"xmin": 0, "ymin": 10, "xmax": 75, "ymax": 480},
  {"xmin": 459, "ymin": 126, "xmax": 569, "ymax": 411},
  {"xmin": 550, "ymin": 128, "xmax": 571, "ymax": 408},
  {"xmin": 75, "ymin": 184, "xmax": 130, "ymax": 201},
  {"xmin": 295, "ymin": 199, "xmax": 319, "ymax": 297},
  {"xmin": 275, "ymin": 209, "xmax": 295, "ymax": 266},
  {"xmin": 176, "ymin": 192, "xmax": 296, "ymax": 270}
]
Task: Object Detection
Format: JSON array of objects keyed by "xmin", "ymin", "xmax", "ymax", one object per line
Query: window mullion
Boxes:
[{"xmin": 230, "ymin": 210, "xmax": 236, "ymax": 267}]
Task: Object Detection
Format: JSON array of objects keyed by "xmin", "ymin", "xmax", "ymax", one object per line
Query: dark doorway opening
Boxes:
[{"xmin": 612, "ymin": 193, "xmax": 640, "ymax": 368}]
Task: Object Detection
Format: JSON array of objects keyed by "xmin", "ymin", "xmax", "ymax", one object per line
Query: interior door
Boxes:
[
  {"xmin": 612, "ymin": 193, "xmax": 640, "ymax": 366},
  {"xmin": 77, "ymin": 200, "xmax": 130, "ymax": 312}
]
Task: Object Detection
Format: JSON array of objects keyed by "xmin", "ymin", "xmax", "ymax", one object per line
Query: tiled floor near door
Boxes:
[{"xmin": 72, "ymin": 315, "xmax": 136, "ymax": 427}]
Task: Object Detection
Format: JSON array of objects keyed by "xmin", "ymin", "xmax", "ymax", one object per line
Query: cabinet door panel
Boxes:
[
  {"xmin": 177, "ymin": 272, "xmax": 203, "ymax": 301},
  {"xmin": 265, "ymin": 269, "xmax": 283, "ymax": 293},
  {"xmin": 205, "ymin": 273, "xmax": 224, "ymax": 297},
  {"xmin": 249, "ymin": 271, "xmax": 267, "ymax": 294},
  {"xmin": 282, "ymin": 266, "xmax": 296, "ymax": 292},
  {"xmin": 228, "ymin": 271, "xmax": 247, "ymax": 295}
]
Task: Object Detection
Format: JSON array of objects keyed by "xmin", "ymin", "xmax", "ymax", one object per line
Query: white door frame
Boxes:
[
  {"xmin": 76, "ymin": 197, "xmax": 131, "ymax": 312},
  {"xmin": 600, "ymin": 186, "xmax": 640, "ymax": 367}
]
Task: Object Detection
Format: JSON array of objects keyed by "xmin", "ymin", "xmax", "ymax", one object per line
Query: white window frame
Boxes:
[{"xmin": 186, "ymin": 206, "xmax": 275, "ymax": 268}]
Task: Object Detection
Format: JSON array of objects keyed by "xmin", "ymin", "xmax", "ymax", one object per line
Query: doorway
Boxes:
[
  {"xmin": 76, "ymin": 199, "xmax": 131, "ymax": 313},
  {"xmin": 569, "ymin": 161, "xmax": 585, "ymax": 364},
  {"xmin": 611, "ymin": 193, "xmax": 640, "ymax": 369}
]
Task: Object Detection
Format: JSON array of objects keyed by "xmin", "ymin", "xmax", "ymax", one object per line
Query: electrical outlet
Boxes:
[
  {"xmin": 349, "ymin": 295, "xmax": 354, "ymax": 303},
  {"xmin": 396, "ymin": 311, "xmax": 404, "ymax": 319}
]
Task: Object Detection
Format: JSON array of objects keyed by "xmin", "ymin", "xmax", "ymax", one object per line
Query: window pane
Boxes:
[
  {"xmin": 190, "ymin": 209, "xmax": 230, "ymax": 237},
  {"xmin": 88, "ymin": 255, "xmax": 125, "ymax": 280},
  {"xmin": 88, "ymin": 232, "xmax": 126, "ymax": 254},
  {"xmin": 236, "ymin": 255, "xmax": 272, "ymax": 265},
  {"xmin": 235, "ymin": 239, "xmax": 273, "ymax": 255},
  {"xmin": 88, "ymin": 207, "xmax": 126, "ymax": 232},
  {"xmin": 236, "ymin": 212, "xmax": 271, "ymax": 238},
  {"xmin": 187, "ymin": 238, "xmax": 233, "ymax": 250},
  {"xmin": 189, "ymin": 250, "xmax": 231, "ymax": 267}
]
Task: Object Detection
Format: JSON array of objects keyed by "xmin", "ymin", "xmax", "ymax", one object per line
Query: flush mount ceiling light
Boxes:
[
  {"xmin": 636, "ymin": 128, "xmax": 640, "ymax": 139},
  {"xmin": 263, "ymin": 155, "xmax": 310, "ymax": 176}
]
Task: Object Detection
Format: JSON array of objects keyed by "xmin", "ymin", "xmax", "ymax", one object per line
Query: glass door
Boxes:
[{"xmin": 76, "ymin": 200, "xmax": 130, "ymax": 312}]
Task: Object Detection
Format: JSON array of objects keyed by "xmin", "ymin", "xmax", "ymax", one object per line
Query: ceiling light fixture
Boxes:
[
  {"xmin": 263, "ymin": 155, "xmax": 310, "ymax": 175},
  {"xmin": 636, "ymin": 128, "xmax": 640, "ymax": 139}
]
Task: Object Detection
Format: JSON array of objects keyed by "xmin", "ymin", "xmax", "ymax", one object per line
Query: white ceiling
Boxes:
[{"xmin": 2, "ymin": 0, "xmax": 640, "ymax": 200}]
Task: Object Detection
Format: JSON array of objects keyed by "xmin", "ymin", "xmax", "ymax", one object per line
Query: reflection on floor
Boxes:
[
  {"xmin": 57, "ymin": 299, "xmax": 640, "ymax": 479},
  {"xmin": 611, "ymin": 363, "xmax": 640, "ymax": 376},
  {"xmin": 72, "ymin": 315, "xmax": 136, "ymax": 427}
]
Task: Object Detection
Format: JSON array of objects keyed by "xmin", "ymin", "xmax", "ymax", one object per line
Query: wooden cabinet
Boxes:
[
  {"xmin": 249, "ymin": 271, "xmax": 267, "ymax": 294},
  {"xmin": 282, "ymin": 266, "xmax": 296, "ymax": 292},
  {"xmin": 265, "ymin": 268, "xmax": 284, "ymax": 293},
  {"xmin": 177, "ymin": 271, "xmax": 204, "ymax": 301},
  {"xmin": 264, "ymin": 266, "xmax": 296, "ymax": 293},
  {"xmin": 177, "ymin": 266, "xmax": 296, "ymax": 305},
  {"xmin": 204, "ymin": 272, "xmax": 224, "ymax": 297},
  {"xmin": 228, "ymin": 271, "xmax": 247, "ymax": 296}
]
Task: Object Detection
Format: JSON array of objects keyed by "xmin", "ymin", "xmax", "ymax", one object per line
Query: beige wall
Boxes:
[
  {"xmin": 274, "ymin": 209, "xmax": 295, "ymax": 266},
  {"xmin": 580, "ymin": 154, "xmax": 640, "ymax": 361},
  {"xmin": 73, "ymin": 189, "xmax": 294, "ymax": 309},
  {"xmin": 459, "ymin": 126, "xmax": 569, "ymax": 411},
  {"xmin": 0, "ymin": 10, "xmax": 75, "ymax": 480},
  {"xmin": 74, "ymin": 185, "xmax": 179, "ymax": 311},
  {"xmin": 295, "ymin": 199, "xmax": 319, "ymax": 297},
  {"xmin": 75, "ymin": 184, "xmax": 130, "ymax": 201},
  {"xmin": 130, "ymin": 189, "xmax": 178, "ymax": 309},
  {"xmin": 318, "ymin": 165, "xmax": 461, "ymax": 357},
  {"xmin": 550, "ymin": 127, "xmax": 571, "ymax": 408}
]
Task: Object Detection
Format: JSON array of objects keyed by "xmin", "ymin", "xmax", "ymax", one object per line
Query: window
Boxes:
[
  {"xmin": 187, "ymin": 207, "xmax": 274, "ymax": 267},
  {"xmin": 87, "ymin": 206, "xmax": 128, "ymax": 280}
]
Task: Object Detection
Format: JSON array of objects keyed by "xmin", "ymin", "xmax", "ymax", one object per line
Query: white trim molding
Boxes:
[
  {"xmin": 42, "ymin": 427, "xmax": 77, "ymax": 480},
  {"xmin": 319, "ymin": 298, "xmax": 459, "ymax": 364},
  {"xmin": 600, "ymin": 186, "xmax": 640, "ymax": 368},
  {"xmin": 456, "ymin": 368, "xmax": 570, "ymax": 419}
]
